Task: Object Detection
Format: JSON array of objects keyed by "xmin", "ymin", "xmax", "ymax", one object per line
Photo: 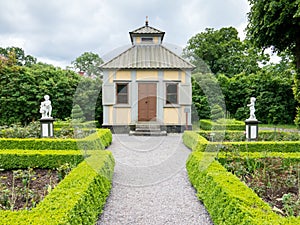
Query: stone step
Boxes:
[
  {"xmin": 135, "ymin": 128, "xmax": 161, "ymax": 132},
  {"xmin": 135, "ymin": 124, "xmax": 161, "ymax": 130},
  {"xmin": 129, "ymin": 130, "xmax": 167, "ymax": 136}
]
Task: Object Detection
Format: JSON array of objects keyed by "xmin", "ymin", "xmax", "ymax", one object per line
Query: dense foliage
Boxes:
[
  {"xmin": 0, "ymin": 51, "xmax": 103, "ymax": 126},
  {"xmin": 218, "ymin": 61, "xmax": 295, "ymax": 124},
  {"xmin": 184, "ymin": 27, "xmax": 265, "ymax": 77},
  {"xmin": 71, "ymin": 52, "xmax": 104, "ymax": 78},
  {"xmin": 247, "ymin": 0, "xmax": 300, "ymax": 126}
]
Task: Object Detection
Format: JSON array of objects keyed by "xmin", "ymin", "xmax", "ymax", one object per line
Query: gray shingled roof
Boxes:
[
  {"xmin": 130, "ymin": 25, "xmax": 164, "ymax": 34},
  {"xmin": 100, "ymin": 45, "xmax": 195, "ymax": 69},
  {"xmin": 129, "ymin": 25, "xmax": 165, "ymax": 43}
]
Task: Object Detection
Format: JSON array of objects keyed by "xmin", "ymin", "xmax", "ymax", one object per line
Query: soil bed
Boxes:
[
  {"xmin": 0, "ymin": 168, "xmax": 60, "ymax": 211},
  {"xmin": 220, "ymin": 157, "xmax": 300, "ymax": 217}
]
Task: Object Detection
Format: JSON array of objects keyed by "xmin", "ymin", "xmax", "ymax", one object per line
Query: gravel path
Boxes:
[{"xmin": 96, "ymin": 134, "xmax": 213, "ymax": 225}]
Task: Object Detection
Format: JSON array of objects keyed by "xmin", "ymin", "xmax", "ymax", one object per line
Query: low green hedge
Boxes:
[
  {"xmin": 199, "ymin": 130, "xmax": 300, "ymax": 142},
  {"xmin": 0, "ymin": 150, "xmax": 84, "ymax": 169},
  {"xmin": 200, "ymin": 119, "xmax": 245, "ymax": 131},
  {"xmin": 183, "ymin": 131, "xmax": 209, "ymax": 151},
  {"xmin": 54, "ymin": 120, "xmax": 100, "ymax": 129},
  {"xmin": 217, "ymin": 152, "xmax": 300, "ymax": 168},
  {"xmin": 186, "ymin": 152, "xmax": 298, "ymax": 225},
  {"xmin": 183, "ymin": 131, "xmax": 300, "ymax": 153},
  {"xmin": 0, "ymin": 129, "xmax": 112, "ymax": 151},
  {"xmin": 0, "ymin": 150, "xmax": 115, "ymax": 225}
]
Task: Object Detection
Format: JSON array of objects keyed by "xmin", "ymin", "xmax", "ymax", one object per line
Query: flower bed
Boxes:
[
  {"xmin": 218, "ymin": 152, "xmax": 300, "ymax": 217},
  {"xmin": 186, "ymin": 152, "xmax": 299, "ymax": 225},
  {"xmin": 0, "ymin": 150, "xmax": 115, "ymax": 225}
]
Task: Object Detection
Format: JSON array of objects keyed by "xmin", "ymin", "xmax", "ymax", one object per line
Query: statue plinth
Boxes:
[
  {"xmin": 40, "ymin": 117, "xmax": 55, "ymax": 138},
  {"xmin": 245, "ymin": 119, "xmax": 259, "ymax": 141}
]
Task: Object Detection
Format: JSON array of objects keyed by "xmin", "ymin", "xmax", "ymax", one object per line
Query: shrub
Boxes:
[
  {"xmin": 199, "ymin": 130, "xmax": 300, "ymax": 142},
  {"xmin": 186, "ymin": 152, "xmax": 291, "ymax": 225},
  {"xmin": 0, "ymin": 150, "xmax": 115, "ymax": 225},
  {"xmin": 0, "ymin": 129, "xmax": 112, "ymax": 151},
  {"xmin": 184, "ymin": 131, "xmax": 300, "ymax": 153},
  {"xmin": 200, "ymin": 119, "xmax": 245, "ymax": 131},
  {"xmin": 0, "ymin": 150, "xmax": 83, "ymax": 169},
  {"xmin": 183, "ymin": 131, "xmax": 208, "ymax": 151}
]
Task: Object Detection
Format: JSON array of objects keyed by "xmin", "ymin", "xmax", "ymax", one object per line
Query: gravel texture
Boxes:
[{"xmin": 96, "ymin": 134, "xmax": 213, "ymax": 225}]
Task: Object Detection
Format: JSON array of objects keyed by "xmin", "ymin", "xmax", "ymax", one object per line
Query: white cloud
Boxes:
[{"xmin": 0, "ymin": 0, "xmax": 251, "ymax": 68}]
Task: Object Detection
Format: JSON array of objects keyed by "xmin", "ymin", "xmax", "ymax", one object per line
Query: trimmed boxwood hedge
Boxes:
[
  {"xmin": 186, "ymin": 152, "xmax": 299, "ymax": 225},
  {"xmin": 183, "ymin": 131, "xmax": 300, "ymax": 153},
  {"xmin": 183, "ymin": 131, "xmax": 208, "ymax": 151},
  {"xmin": 0, "ymin": 150, "xmax": 84, "ymax": 169},
  {"xmin": 0, "ymin": 129, "xmax": 112, "ymax": 150},
  {"xmin": 199, "ymin": 130, "xmax": 300, "ymax": 142},
  {"xmin": 0, "ymin": 150, "xmax": 115, "ymax": 225},
  {"xmin": 200, "ymin": 119, "xmax": 245, "ymax": 131}
]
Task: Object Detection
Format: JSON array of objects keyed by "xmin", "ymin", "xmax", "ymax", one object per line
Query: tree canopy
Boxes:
[
  {"xmin": 0, "ymin": 47, "xmax": 37, "ymax": 66},
  {"xmin": 247, "ymin": 0, "xmax": 300, "ymax": 69},
  {"xmin": 184, "ymin": 27, "xmax": 265, "ymax": 77},
  {"xmin": 247, "ymin": 0, "xmax": 300, "ymax": 126},
  {"xmin": 71, "ymin": 52, "xmax": 103, "ymax": 78},
  {"xmin": 0, "ymin": 49, "xmax": 103, "ymax": 126}
]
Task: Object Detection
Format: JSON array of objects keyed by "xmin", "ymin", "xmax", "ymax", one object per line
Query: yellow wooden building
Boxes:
[{"xmin": 100, "ymin": 19, "xmax": 195, "ymax": 135}]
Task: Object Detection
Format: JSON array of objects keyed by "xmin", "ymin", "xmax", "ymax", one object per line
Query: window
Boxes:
[
  {"xmin": 141, "ymin": 37, "xmax": 153, "ymax": 43},
  {"xmin": 116, "ymin": 83, "xmax": 128, "ymax": 104},
  {"xmin": 166, "ymin": 83, "xmax": 178, "ymax": 104}
]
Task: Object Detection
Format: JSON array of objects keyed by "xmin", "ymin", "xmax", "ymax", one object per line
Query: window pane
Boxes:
[
  {"xmin": 116, "ymin": 83, "xmax": 128, "ymax": 104},
  {"xmin": 167, "ymin": 84, "xmax": 177, "ymax": 93},
  {"xmin": 117, "ymin": 84, "xmax": 127, "ymax": 94},
  {"xmin": 167, "ymin": 94, "xmax": 177, "ymax": 104},
  {"xmin": 166, "ymin": 83, "xmax": 178, "ymax": 104},
  {"xmin": 141, "ymin": 37, "xmax": 153, "ymax": 42},
  {"xmin": 117, "ymin": 95, "xmax": 128, "ymax": 104}
]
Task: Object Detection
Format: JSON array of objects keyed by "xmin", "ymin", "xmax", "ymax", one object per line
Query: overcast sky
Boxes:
[{"xmin": 0, "ymin": 0, "xmax": 250, "ymax": 68}]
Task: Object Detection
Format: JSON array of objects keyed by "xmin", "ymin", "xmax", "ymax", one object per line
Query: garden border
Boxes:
[
  {"xmin": 183, "ymin": 131, "xmax": 300, "ymax": 153},
  {"xmin": 0, "ymin": 129, "xmax": 112, "ymax": 150},
  {"xmin": 0, "ymin": 150, "xmax": 115, "ymax": 225},
  {"xmin": 186, "ymin": 152, "xmax": 299, "ymax": 225}
]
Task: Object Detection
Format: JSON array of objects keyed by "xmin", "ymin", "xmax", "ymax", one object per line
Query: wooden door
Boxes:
[{"xmin": 138, "ymin": 83, "xmax": 157, "ymax": 121}]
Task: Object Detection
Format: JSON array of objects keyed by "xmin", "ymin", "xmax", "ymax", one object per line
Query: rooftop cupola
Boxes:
[{"xmin": 129, "ymin": 17, "xmax": 165, "ymax": 45}]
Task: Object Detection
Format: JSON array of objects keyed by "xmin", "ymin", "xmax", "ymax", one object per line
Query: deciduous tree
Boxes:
[{"xmin": 71, "ymin": 52, "xmax": 103, "ymax": 77}]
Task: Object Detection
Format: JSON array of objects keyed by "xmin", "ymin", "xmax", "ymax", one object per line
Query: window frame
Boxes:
[
  {"xmin": 116, "ymin": 83, "xmax": 129, "ymax": 105},
  {"xmin": 165, "ymin": 82, "xmax": 178, "ymax": 105},
  {"xmin": 141, "ymin": 37, "xmax": 154, "ymax": 43}
]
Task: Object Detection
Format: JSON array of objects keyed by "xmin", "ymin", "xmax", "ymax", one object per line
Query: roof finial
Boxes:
[{"xmin": 145, "ymin": 16, "xmax": 149, "ymax": 26}]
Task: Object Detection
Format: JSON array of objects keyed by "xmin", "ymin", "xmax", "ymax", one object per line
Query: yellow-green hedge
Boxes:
[
  {"xmin": 200, "ymin": 119, "xmax": 245, "ymax": 131},
  {"xmin": 183, "ymin": 131, "xmax": 208, "ymax": 151},
  {"xmin": 183, "ymin": 131, "xmax": 300, "ymax": 153},
  {"xmin": 0, "ymin": 150, "xmax": 115, "ymax": 225},
  {"xmin": 199, "ymin": 130, "xmax": 300, "ymax": 142},
  {"xmin": 0, "ymin": 150, "xmax": 84, "ymax": 169},
  {"xmin": 0, "ymin": 129, "xmax": 112, "ymax": 151},
  {"xmin": 186, "ymin": 152, "xmax": 298, "ymax": 225}
]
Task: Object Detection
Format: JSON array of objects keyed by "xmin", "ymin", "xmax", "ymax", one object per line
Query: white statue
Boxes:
[
  {"xmin": 40, "ymin": 95, "xmax": 52, "ymax": 118},
  {"xmin": 247, "ymin": 97, "xmax": 256, "ymax": 120}
]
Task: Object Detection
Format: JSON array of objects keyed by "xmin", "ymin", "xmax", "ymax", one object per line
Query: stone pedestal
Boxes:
[
  {"xmin": 245, "ymin": 119, "xmax": 259, "ymax": 141},
  {"xmin": 40, "ymin": 118, "xmax": 55, "ymax": 137}
]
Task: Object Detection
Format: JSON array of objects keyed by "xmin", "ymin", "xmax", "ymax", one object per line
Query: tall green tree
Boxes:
[
  {"xmin": 0, "ymin": 62, "xmax": 81, "ymax": 125},
  {"xmin": 71, "ymin": 52, "xmax": 103, "ymax": 77},
  {"xmin": 247, "ymin": 0, "xmax": 300, "ymax": 125},
  {"xmin": 218, "ymin": 60, "xmax": 296, "ymax": 124},
  {"xmin": 184, "ymin": 27, "xmax": 265, "ymax": 77},
  {"xmin": 0, "ymin": 47, "xmax": 37, "ymax": 66},
  {"xmin": 247, "ymin": 0, "xmax": 300, "ymax": 69}
]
